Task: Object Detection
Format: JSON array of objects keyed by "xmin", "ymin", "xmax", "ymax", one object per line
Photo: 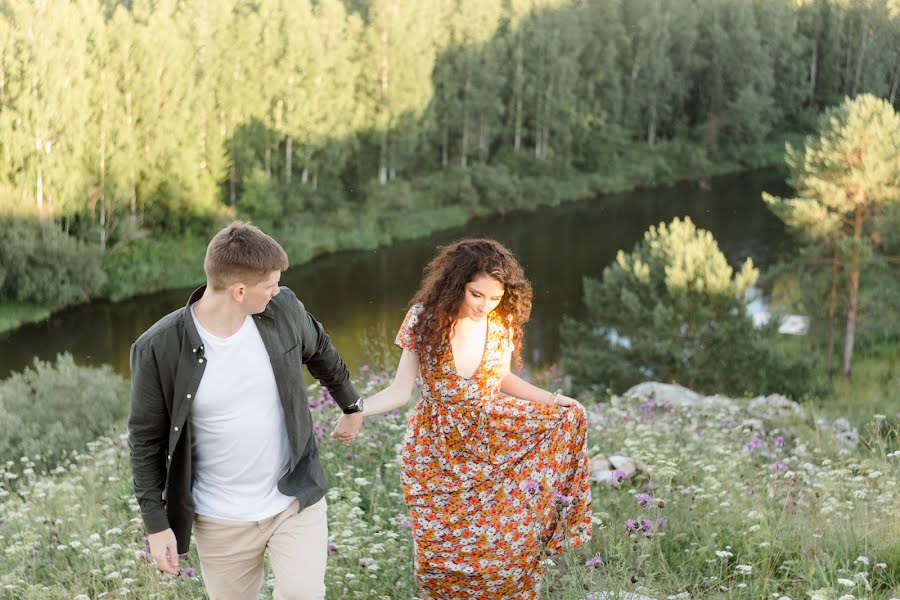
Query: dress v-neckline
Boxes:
[{"xmin": 450, "ymin": 312, "xmax": 491, "ymax": 380}]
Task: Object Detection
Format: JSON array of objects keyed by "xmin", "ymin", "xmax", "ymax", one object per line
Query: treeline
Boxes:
[{"xmin": 0, "ymin": 0, "xmax": 898, "ymax": 306}]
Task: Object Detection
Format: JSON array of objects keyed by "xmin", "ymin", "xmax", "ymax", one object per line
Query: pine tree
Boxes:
[
  {"xmin": 560, "ymin": 217, "xmax": 819, "ymax": 397},
  {"xmin": 764, "ymin": 94, "xmax": 900, "ymax": 379}
]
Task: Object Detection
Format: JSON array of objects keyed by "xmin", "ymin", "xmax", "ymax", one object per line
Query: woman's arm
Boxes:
[
  {"xmin": 361, "ymin": 348, "xmax": 420, "ymax": 417},
  {"xmin": 500, "ymin": 371, "xmax": 578, "ymax": 406}
]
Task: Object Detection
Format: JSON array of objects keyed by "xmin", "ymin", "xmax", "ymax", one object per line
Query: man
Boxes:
[{"xmin": 128, "ymin": 222, "xmax": 364, "ymax": 600}]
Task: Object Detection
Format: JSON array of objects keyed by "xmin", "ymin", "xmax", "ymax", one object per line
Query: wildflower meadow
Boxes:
[{"xmin": 1, "ymin": 364, "xmax": 898, "ymax": 599}]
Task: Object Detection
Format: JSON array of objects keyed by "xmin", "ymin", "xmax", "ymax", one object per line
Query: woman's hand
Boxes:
[
  {"xmin": 554, "ymin": 394, "xmax": 581, "ymax": 408},
  {"xmin": 331, "ymin": 412, "xmax": 363, "ymax": 444}
]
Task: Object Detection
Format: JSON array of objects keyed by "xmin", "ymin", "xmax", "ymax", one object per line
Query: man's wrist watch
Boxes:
[{"xmin": 342, "ymin": 397, "xmax": 364, "ymax": 415}]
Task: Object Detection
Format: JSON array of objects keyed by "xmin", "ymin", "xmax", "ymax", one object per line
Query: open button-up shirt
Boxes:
[{"xmin": 128, "ymin": 285, "xmax": 359, "ymax": 553}]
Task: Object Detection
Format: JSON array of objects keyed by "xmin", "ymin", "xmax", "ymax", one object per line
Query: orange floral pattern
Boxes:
[{"xmin": 395, "ymin": 304, "xmax": 592, "ymax": 599}]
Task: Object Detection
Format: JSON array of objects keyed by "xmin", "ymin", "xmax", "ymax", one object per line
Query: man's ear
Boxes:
[{"xmin": 230, "ymin": 282, "xmax": 247, "ymax": 303}]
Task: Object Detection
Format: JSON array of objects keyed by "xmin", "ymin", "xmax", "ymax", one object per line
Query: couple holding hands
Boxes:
[{"xmin": 129, "ymin": 221, "xmax": 591, "ymax": 600}]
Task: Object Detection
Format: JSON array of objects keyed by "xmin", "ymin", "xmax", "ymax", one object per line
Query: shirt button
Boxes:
[
  {"xmin": 198, "ymin": 359, "xmax": 204, "ymax": 364},
  {"xmin": 174, "ymin": 426, "xmax": 179, "ymax": 432},
  {"xmin": 166, "ymin": 455, "xmax": 171, "ymax": 461},
  {"xmin": 187, "ymin": 394, "xmax": 192, "ymax": 399}
]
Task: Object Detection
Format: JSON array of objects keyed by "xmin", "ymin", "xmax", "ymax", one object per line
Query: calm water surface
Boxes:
[{"xmin": 0, "ymin": 169, "xmax": 793, "ymax": 379}]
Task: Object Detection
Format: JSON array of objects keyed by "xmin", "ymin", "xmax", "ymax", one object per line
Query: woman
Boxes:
[{"xmin": 333, "ymin": 239, "xmax": 591, "ymax": 599}]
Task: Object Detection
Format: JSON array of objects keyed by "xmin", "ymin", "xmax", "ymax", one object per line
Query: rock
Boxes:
[
  {"xmin": 590, "ymin": 453, "xmax": 650, "ymax": 485},
  {"xmin": 747, "ymin": 394, "xmax": 806, "ymax": 420},
  {"xmin": 815, "ymin": 416, "xmax": 859, "ymax": 448},
  {"xmin": 585, "ymin": 593, "xmax": 657, "ymax": 600},
  {"xmin": 623, "ymin": 382, "xmax": 738, "ymax": 413}
]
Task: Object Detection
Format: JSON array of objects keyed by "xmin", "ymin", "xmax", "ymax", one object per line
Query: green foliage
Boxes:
[
  {"xmin": 101, "ymin": 234, "xmax": 208, "ymax": 301},
  {"xmin": 0, "ymin": 218, "xmax": 106, "ymax": 306},
  {"xmin": 0, "ymin": 354, "xmax": 129, "ymax": 469},
  {"xmin": 561, "ymin": 217, "xmax": 822, "ymax": 398},
  {"xmin": 764, "ymin": 94, "xmax": 900, "ymax": 375},
  {"xmin": 1, "ymin": 0, "xmax": 899, "ymax": 332},
  {"xmin": 0, "ymin": 302, "xmax": 51, "ymax": 334}
]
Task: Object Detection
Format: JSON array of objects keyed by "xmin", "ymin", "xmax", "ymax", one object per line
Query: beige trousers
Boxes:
[{"xmin": 192, "ymin": 497, "xmax": 328, "ymax": 600}]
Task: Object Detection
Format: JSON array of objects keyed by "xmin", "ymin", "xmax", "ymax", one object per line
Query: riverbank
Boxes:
[{"xmin": 0, "ymin": 137, "xmax": 797, "ymax": 336}]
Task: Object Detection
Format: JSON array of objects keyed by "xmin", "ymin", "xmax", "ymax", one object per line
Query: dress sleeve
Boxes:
[{"xmin": 394, "ymin": 304, "xmax": 422, "ymax": 352}]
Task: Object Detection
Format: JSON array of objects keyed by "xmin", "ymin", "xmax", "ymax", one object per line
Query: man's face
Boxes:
[{"xmin": 238, "ymin": 270, "xmax": 281, "ymax": 314}]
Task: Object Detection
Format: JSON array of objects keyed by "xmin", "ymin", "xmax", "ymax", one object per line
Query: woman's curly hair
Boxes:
[{"xmin": 410, "ymin": 239, "xmax": 532, "ymax": 369}]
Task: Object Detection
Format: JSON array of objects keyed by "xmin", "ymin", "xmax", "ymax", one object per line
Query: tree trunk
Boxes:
[
  {"xmin": 285, "ymin": 135, "xmax": 292, "ymax": 186},
  {"xmin": 461, "ymin": 69, "xmax": 470, "ymax": 168},
  {"xmin": 265, "ymin": 148, "xmax": 271, "ymax": 178},
  {"xmin": 100, "ymin": 101, "xmax": 107, "ymax": 250},
  {"xmin": 229, "ymin": 161, "xmax": 237, "ymax": 206},
  {"xmin": 851, "ymin": 20, "xmax": 869, "ymax": 96},
  {"xmin": 513, "ymin": 40, "xmax": 523, "ymax": 152},
  {"xmin": 647, "ymin": 104, "xmax": 657, "ymax": 145},
  {"xmin": 126, "ymin": 91, "xmax": 137, "ymax": 214},
  {"xmin": 36, "ymin": 164, "xmax": 43, "ymax": 211},
  {"xmin": 843, "ymin": 18, "xmax": 853, "ymax": 94},
  {"xmin": 826, "ymin": 245, "xmax": 839, "ymax": 380},
  {"xmin": 301, "ymin": 166, "xmax": 309, "ymax": 185},
  {"xmin": 379, "ymin": 131, "xmax": 388, "ymax": 184},
  {"xmin": 889, "ymin": 62, "xmax": 899, "ymax": 105},
  {"xmin": 841, "ymin": 205, "xmax": 864, "ymax": 379},
  {"xmin": 808, "ymin": 43, "xmax": 818, "ymax": 106},
  {"xmin": 441, "ymin": 126, "xmax": 448, "ymax": 167}
]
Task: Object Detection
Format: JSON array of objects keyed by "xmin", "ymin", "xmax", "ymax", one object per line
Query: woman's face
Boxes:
[{"xmin": 458, "ymin": 273, "xmax": 505, "ymax": 321}]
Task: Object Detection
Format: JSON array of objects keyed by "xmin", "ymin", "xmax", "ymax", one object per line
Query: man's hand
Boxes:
[
  {"xmin": 331, "ymin": 412, "xmax": 363, "ymax": 444},
  {"xmin": 147, "ymin": 528, "xmax": 180, "ymax": 574}
]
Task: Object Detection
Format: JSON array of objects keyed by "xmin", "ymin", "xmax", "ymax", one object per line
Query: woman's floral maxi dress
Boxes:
[{"xmin": 395, "ymin": 305, "xmax": 592, "ymax": 599}]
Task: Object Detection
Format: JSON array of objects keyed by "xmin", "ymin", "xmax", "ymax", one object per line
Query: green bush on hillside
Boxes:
[
  {"xmin": 561, "ymin": 217, "xmax": 822, "ymax": 399},
  {"xmin": 0, "ymin": 218, "xmax": 106, "ymax": 306},
  {"xmin": 0, "ymin": 354, "xmax": 130, "ymax": 468}
]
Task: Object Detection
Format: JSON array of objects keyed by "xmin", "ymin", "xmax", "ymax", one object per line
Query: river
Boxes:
[{"xmin": 0, "ymin": 169, "xmax": 793, "ymax": 379}]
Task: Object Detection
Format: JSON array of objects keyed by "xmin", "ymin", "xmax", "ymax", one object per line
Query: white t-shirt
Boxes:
[{"xmin": 189, "ymin": 307, "xmax": 295, "ymax": 521}]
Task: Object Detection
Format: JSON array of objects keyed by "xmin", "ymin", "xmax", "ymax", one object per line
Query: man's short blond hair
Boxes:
[{"xmin": 204, "ymin": 221, "xmax": 289, "ymax": 290}]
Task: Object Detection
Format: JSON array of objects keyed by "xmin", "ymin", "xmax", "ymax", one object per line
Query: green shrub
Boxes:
[
  {"xmin": 0, "ymin": 217, "xmax": 106, "ymax": 306},
  {"xmin": 102, "ymin": 234, "xmax": 208, "ymax": 300},
  {"xmin": 0, "ymin": 354, "xmax": 130, "ymax": 469},
  {"xmin": 561, "ymin": 217, "xmax": 823, "ymax": 398}
]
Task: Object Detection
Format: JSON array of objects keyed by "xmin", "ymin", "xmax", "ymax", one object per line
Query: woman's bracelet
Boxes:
[{"xmin": 549, "ymin": 391, "xmax": 560, "ymax": 406}]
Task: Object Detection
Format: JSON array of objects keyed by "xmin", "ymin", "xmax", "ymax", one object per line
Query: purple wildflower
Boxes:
[
  {"xmin": 656, "ymin": 516, "xmax": 668, "ymax": 529},
  {"xmin": 640, "ymin": 519, "xmax": 654, "ymax": 537},
  {"xmin": 744, "ymin": 436, "xmax": 764, "ymax": 452},
  {"xmin": 182, "ymin": 567, "xmax": 195, "ymax": 579},
  {"xmin": 327, "ymin": 543, "xmax": 338, "ymax": 555},
  {"xmin": 584, "ymin": 554, "xmax": 604, "ymax": 569},
  {"xmin": 521, "ymin": 480, "xmax": 539, "ymax": 495},
  {"xmin": 552, "ymin": 491, "xmax": 574, "ymax": 506},
  {"xmin": 359, "ymin": 558, "xmax": 373, "ymax": 568},
  {"xmin": 613, "ymin": 469, "xmax": 627, "ymax": 483},
  {"xmin": 771, "ymin": 461, "xmax": 788, "ymax": 473},
  {"xmin": 775, "ymin": 436, "xmax": 785, "ymax": 448},
  {"xmin": 636, "ymin": 493, "xmax": 654, "ymax": 508},
  {"xmin": 624, "ymin": 519, "xmax": 639, "ymax": 535}
]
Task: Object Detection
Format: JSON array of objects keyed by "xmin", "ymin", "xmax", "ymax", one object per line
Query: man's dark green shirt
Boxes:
[{"xmin": 128, "ymin": 286, "xmax": 359, "ymax": 553}]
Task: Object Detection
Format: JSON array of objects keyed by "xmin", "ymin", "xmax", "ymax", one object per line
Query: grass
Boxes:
[
  {"xmin": 0, "ymin": 362, "xmax": 897, "ymax": 599},
  {"xmin": 0, "ymin": 303, "xmax": 51, "ymax": 335},
  {"xmin": 811, "ymin": 344, "xmax": 899, "ymax": 430}
]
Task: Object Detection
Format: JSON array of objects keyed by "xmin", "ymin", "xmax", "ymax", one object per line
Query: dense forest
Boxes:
[{"xmin": 0, "ymin": 0, "xmax": 898, "ymax": 305}]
